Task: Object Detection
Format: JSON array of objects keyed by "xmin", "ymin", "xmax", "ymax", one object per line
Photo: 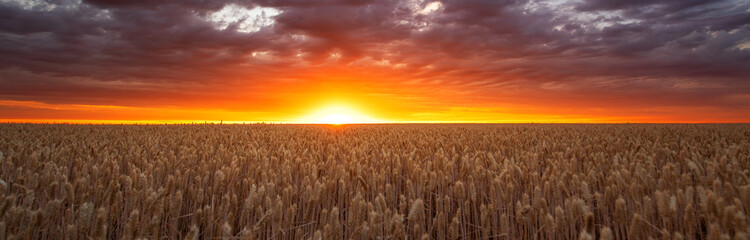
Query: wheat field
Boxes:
[{"xmin": 0, "ymin": 124, "xmax": 748, "ymax": 239}]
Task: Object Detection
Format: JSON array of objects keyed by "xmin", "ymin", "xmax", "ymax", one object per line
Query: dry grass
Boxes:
[{"xmin": 0, "ymin": 123, "xmax": 748, "ymax": 239}]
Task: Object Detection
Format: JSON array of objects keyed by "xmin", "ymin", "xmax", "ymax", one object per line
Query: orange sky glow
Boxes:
[{"xmin": 1, "ymin": 0, "xmax": 749, "ymax": 123}]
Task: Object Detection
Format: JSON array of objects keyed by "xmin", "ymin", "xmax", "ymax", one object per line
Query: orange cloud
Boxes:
[{"xmin": 0, "ymin": 0, "xmax": 748, "ymax": 123}]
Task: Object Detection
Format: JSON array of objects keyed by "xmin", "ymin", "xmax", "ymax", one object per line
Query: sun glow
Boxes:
[
  {"xmin": 319, "ymin": 114, "xmax": 354, "ymax": 125},
  {"xmin": 299, "ymin": 104, "xmax": 382, "ymax": 124}
]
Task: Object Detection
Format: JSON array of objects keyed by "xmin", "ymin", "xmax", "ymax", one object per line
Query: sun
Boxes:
[
  {"xmin": 319, "ymin": 113, "xmax": 354, "ymax": 125},
  {"xmin": 298, "ymin": 104, "xmax": 382, "ymax": 124}
]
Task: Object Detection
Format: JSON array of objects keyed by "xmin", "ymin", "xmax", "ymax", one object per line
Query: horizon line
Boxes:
[{"xmin": 2, "ymin": 120, "xmax": 749, "ymax": 125}]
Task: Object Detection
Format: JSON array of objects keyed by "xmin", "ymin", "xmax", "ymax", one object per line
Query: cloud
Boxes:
[
  {"xmin": 0, "ymin": 0, "xmax": 748, "ymax": 121},
  {"xmin": 205, "ymin": 4, "xmax": 281, "ymax": 33}
]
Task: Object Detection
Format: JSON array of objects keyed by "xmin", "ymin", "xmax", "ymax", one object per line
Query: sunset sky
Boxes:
[{"xmin": 1, "ymin": 0, "xmax": 749, "ymax": 123}]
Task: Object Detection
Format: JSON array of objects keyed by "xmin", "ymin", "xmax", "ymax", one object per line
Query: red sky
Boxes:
[{"xmin": 1, "ymin": 0, "xmax": 749, "ymax": 123}]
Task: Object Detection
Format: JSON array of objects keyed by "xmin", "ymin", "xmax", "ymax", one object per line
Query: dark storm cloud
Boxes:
[
  {"xmin": 0, "ymin": 0, "xmax": 748, "ymax": 113},
  {"xmin": 82, "ymin": 0, "xmax": 226, "ymax": 9},
  {"xmin": 575, "ymin": 0, "xmax": 715, "ymax": 12}
]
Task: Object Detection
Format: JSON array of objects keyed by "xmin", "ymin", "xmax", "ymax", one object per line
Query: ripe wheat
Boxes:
[{"xmin": 0, "ymin": 123, "xmax": 748, "ymax": 239}]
